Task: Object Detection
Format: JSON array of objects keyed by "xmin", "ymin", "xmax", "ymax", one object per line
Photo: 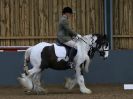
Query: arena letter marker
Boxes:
[{"xmin": 124, "ymin": 84, "xmax": 133, "ymax": 90}]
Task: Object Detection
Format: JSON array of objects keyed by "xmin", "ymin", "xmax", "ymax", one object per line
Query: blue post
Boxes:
[{"xmin": 104, "ymin": 0, "xmax": 113, "ymax": 49}]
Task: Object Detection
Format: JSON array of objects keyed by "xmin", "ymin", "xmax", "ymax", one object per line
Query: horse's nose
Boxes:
[{"xmin": 103, "ymin": 57, "xmax": 107, "ymax": 60}]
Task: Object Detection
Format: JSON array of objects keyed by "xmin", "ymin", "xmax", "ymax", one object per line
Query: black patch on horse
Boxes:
[
  {"xmin": 89, "ymin": 34, "xmax": 109, "ymax": 58},
  {"xmin": 93, "ymin": 34, "xmax": 108, "ymax": 49},
  {"xmin": 40, "ymin": 45, "xmax": 77, "ymax": 71},
  {"xmin": 88, "ymin": 47, "xmax": 96, "ymax": 59}
]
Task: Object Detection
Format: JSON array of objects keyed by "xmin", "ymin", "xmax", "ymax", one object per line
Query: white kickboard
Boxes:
[{"xmin": 124, "ymin": 84, "xmax": 133, "ymax": 90}]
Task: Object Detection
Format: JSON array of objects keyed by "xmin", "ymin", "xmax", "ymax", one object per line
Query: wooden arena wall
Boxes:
[
  {"xmin": 113, "ymin": 0, "xmax": 133, "ymax": 49},
  {"xmin": 0, "ymin": 0, "xmax": 104, "ymax": 46}
]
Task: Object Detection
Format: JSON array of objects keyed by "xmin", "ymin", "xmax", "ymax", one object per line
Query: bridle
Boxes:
[
  {"xmin": 78, "ymin": 36, "xmax": 96, "ymax": 58},
  {"xmin": 95, "ymin": 42, "xmax": 109, "ymax": 53},
  {"xmin": 88, "ymin": 35, "xmax": 109, "ymax": 56},
  {"xmin": 78, "ymin": 37, "xmax": 88, "ymax": 44},
  {"xmin": 77, "ymin": 35, "xmax": 109, "ymax": 52},
  {"xmin": 78, "ymin": 35, "xmax": 95, "ymax": 47},
  {"xmin": 78, "ymin": 35, "xmax": 109, "ymax": 58}
]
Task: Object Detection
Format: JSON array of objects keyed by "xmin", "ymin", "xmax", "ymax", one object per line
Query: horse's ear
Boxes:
[{"xmin": 103, "ymin": 34, "xmax": 107, "ymax": 39}]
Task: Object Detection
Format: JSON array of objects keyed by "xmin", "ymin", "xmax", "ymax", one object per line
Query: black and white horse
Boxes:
[{"xmin": 18, "ymin": 34, "xmax": 109, "ymax": 94}]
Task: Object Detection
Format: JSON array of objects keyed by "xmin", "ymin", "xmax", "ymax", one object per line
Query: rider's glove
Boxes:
[{"xmin": 76, "ymin": 34, "xmax": 82, "ymax": 38}]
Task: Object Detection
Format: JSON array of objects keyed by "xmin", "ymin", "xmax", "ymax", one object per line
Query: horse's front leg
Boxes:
[
  {"xmin": 75, "ymin": 66, "xmax": 92, "ymax": 94},
  {"xmin": 84, "ymin": 56, "xmax": 91, "ymax": 73}
]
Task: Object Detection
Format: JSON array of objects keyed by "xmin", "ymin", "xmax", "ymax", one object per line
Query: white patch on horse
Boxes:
[
  {"xmin": 54, "ymin": 44, "xmax": 69, "ymax": 62},
  {"xmin": 30, "ymin": 42, "xmax": 52, "ymax": 71}
]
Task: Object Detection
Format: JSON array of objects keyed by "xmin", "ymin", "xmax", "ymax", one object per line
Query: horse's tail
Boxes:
[
  {"xmin": 17, "ymin": 47, "xmax": 33, "ymax": 91},
  {"xmin": 24, "ymin": 47, "xmax": 32, "ymax": 75}
]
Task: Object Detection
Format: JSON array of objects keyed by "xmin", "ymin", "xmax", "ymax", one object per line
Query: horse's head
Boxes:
[
  {"xmin": 92, "ymin": 34, "xmax": 109, "ymax": 59},
  {"xmin": 86, "ymin": 34, "xmax": 109, "ymax": 59}
]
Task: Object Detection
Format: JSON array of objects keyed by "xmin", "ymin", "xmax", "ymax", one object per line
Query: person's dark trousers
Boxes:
[{"xmin": 68, "ymin": 47, "xmax": 77, "ymax": 68}]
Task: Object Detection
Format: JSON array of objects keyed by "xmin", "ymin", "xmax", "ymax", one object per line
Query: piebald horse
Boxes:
[{"xmin": 18, "ymin": 34, "xmax": 109, "ymax": 94}]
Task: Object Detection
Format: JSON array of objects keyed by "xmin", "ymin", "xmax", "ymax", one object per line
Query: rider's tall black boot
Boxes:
[{"xmin": 67, "ymin": 48, "xmax": 76, "ymax": 68}]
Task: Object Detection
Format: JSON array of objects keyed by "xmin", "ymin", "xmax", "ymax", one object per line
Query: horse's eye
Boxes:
[{"xmin": 105, "ymin": 43, "xmax": 109, "ymax": 48}]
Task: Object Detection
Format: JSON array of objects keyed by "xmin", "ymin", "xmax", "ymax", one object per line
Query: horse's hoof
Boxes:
[
  {"xmin": 65, "ymin": 78, "xmax": 76, "ymax": 90},
  {"xmin": 86, "ymin": 89, "xmax": 92, "ymax": 94},
  {"xmin": 34, "ymin": 89, "xmax": 48, "ymax": 95},
  {"xmin": 64, "ymin": 78, "xmax": 72, "ymax": 89},
  {"xmin": 24, "ymin": 90, "xmax": 33, "ymax": 95},
  {"xmin": 39, "ymin": 88, "xmax": 48, "ymax": 95},
  {"xmin": 24, "ymin": 89, "xmax": 48, "ymax": 95},
  {"xmin": 80, "ymin": 88, "xmax": 92, "ymax": 94},
  {"xmin": 17, "ymin": 77, "xmax": 33, "ymax": 90},
  {"xmin": 34, "ymin": 88, "xmax": 48, "ymax": 95}
]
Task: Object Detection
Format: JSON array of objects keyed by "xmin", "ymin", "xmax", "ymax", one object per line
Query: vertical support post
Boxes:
[{"xmin": 104, "ymin": 0, "xmax": 113, "ymax": 49}]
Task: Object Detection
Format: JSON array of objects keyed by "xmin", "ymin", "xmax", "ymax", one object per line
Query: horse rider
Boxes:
[{"xmin": 57, "ymin": 7, "xmax": 81, "ymax": 67}]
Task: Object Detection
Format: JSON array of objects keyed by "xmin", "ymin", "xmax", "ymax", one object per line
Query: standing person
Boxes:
[{"xmin": 57, "ymin": 7, "xmax": 81, "ymax": 67}]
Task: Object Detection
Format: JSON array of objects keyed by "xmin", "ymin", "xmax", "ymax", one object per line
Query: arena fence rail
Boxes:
[{"xmin": 0, "ymin": 46, "xmax": 30, "ymax": 52}]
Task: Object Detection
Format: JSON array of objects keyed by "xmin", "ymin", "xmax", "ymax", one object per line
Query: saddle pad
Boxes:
[{"xmin": 54, "ymin": 44, "xmax": 66, "ymax": 58}]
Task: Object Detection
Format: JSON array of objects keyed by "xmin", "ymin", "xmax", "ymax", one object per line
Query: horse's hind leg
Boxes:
[
  {"xmin": 31, "ymin": 72, "xmax": 47, "ymax": 94},
  {"xmin": 27, "ymin": 68, "xmax": 47, "ymax": 94},
  {"xmin": 65, "ymin": 76, "xmax": 77, "ymax": 90}
]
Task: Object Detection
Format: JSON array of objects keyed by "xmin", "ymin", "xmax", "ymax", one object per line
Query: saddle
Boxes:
[{"xmin": 56, "ymin": 40, "xmax": 77, "ymax": 60}]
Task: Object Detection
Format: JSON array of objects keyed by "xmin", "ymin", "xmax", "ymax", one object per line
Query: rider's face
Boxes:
[{"xmin": 65, "ymin": 13, "xmax": 73, "ymax": 18}]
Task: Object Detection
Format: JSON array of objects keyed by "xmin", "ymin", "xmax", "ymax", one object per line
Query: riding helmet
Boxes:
[{"xmin": 62, "ymin": 7, "xmax": 73, "ymax": 14}]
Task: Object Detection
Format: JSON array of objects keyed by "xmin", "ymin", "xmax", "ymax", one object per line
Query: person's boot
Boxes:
[{"xmin": 67, "ymin": 48, "xmax": 76, "ymax": 68}]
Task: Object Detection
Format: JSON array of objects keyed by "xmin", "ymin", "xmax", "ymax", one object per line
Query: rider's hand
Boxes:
[{"xmin": 76, "ymin": 34, "xmax": 82, "ymax": 38}]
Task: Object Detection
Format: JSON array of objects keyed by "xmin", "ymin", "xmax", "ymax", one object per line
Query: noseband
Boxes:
[{"xmin": 95, "ymin": 44, "xmax": 109, "ymax": 52}]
